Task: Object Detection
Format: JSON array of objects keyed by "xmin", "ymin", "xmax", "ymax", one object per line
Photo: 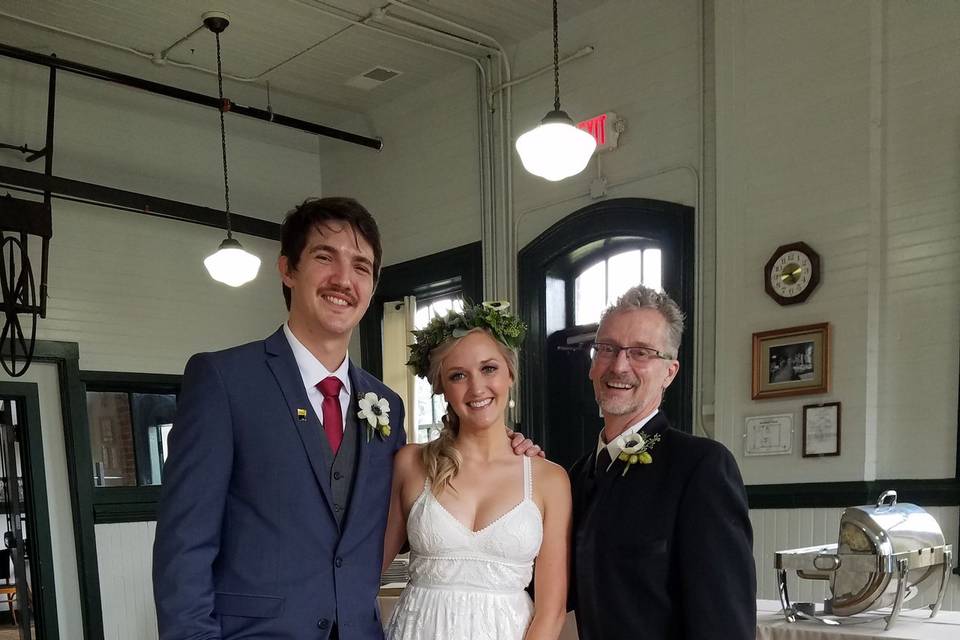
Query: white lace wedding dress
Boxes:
[{"xmin": 385, "ymin": 456, "xmax": 543, "ymax": 640}]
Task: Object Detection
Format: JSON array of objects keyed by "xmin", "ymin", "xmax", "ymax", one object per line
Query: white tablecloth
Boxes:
[
  {"xmin": 757, "ymin": 599, "xmax": 960, "ymax": 640},
  {"xmin": 379, "ymin": 595, "xmax": 959, "ymax": 639}
]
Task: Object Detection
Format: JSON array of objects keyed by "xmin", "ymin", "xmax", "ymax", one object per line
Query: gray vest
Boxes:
[{"xmin": 319, "ymin": 400, "xmax": 359, "ymax": 529}]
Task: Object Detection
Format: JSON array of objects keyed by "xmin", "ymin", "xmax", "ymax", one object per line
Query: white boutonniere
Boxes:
[
  {"xmin": 357, "ymin": 392, "xmax": 391, "ymax": 442},
  {"xmin": 607, "ymin": 432, "xmax": 661, "ymax": 476}
]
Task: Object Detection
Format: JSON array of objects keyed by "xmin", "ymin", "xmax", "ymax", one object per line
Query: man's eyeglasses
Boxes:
[{"xmin": 590, "ymin": 342, "xmax": 674, "ymax": 362}]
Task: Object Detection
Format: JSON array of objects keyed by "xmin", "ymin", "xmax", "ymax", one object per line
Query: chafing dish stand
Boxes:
[{"xmin": 775, "ymin": 490, "xmax": 953, "ymax": 630}]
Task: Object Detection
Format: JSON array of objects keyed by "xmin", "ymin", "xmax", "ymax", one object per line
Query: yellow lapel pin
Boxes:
[{"xmin": 296, "ymin": 408, "xmax": 308, "ymax": 421}]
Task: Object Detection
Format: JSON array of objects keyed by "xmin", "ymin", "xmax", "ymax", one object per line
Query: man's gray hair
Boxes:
[{"xmin": 601, "ymin": 285, "xmax": 685, "ymax": 356}]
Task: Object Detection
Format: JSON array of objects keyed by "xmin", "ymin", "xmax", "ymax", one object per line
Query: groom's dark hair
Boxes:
[{"xmin": 280, "ymin": 197, "xmax": 383, "ymax": 310}]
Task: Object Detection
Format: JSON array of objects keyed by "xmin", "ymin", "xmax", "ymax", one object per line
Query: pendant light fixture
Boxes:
[
  {"xmin": 202, "ymin": 11, "xmax": 261, "ymax": 287},
  {"xmin": 515, "ymin": 0, "xmax": 596, "ymax": 182}
]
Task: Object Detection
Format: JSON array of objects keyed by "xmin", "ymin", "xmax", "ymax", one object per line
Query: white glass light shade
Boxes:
[
  {"xmin": 204, "ymin": 238, "xmax": 261, "ymax": 287},
  {"xmin": 515, "ymin": 110, "xmax": 597, "ymax": 181}
]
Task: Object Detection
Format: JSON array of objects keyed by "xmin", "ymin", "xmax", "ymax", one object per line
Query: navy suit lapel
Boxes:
[
  {"xmin": 263, "ymin": 328, "xmax": 337, "ymax": 516},
  {"xmin": 342, "ymin": 362, "xmax": 376, "ymax": 537}
]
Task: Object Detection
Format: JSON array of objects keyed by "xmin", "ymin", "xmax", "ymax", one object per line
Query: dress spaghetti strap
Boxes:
[{"xmin": 523, "ymin": 455, "xmax": 532, "ymax": 501}]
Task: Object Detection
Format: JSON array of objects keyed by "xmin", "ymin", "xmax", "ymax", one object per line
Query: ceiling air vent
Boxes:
[{"xmin": 345, "ymin": 66, "xmax": 402, "ymax": 90}]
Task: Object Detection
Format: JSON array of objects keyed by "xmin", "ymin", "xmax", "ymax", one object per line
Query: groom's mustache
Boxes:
[{"xmin": 319, "ymin": 286, "xmax": 358, "ymax": 306}]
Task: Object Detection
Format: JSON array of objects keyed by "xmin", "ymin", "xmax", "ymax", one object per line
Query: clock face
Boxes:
[
  {"xmin": 764, "ymin": 242, "xmax": 820, "ymax": 305},
  {"xmin": 770, "ymin": 251, "xmax": 813, "ymax": 297}
]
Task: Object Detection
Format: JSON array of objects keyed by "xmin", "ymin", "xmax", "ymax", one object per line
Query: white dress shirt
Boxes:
[
  {"xmin": 283, "ymin": 323, "xmax": 352, "ymax": 430},
  {"xmin": 596, "ymin": 409, "xmax": 659, "ymax": 464}
]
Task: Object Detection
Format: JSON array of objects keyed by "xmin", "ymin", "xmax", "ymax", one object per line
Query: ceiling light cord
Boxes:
[
  {"xmin": 553, "ymin": 0, "xmax": 560, "ymax": 113},
  {"xmin": 214, "ymin": 31, "xmax": 232, "ymax": 239}
]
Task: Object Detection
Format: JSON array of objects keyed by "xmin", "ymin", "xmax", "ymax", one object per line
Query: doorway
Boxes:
[
  {"xmin": 0, "ymin": 385, "xmax": 59, "ymax": 640},
  {"xmin": 518, "ymin": 198, "xmax": 695, "ymax": 469}
]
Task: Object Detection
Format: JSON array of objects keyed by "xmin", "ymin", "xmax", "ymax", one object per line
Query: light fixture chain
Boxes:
[
  {"xmin": 215, "ymin": 31, "xmax": 232, "ymax": 239},
  {"xmin": 553, "ymin": 0, "xmax": 560, "ymax": 112}
]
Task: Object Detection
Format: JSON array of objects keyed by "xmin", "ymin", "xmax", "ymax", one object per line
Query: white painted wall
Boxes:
[
  {"xmin": 713, "ymin": 0, "xmax": 960, "ymax": 483},
  {"xmin": 0, "ymin": 55, "xmax": 326, "ymax": 371}
]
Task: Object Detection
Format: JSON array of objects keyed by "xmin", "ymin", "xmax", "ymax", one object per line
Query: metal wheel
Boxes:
[{"xmin": 0, "ymin": 235, "xmax": 39, "ymax": 377}]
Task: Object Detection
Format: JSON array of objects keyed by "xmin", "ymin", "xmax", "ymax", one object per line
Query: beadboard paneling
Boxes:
[{"xmin": 96, "ymin": 522, "xmax": 158, "ymax": 640}]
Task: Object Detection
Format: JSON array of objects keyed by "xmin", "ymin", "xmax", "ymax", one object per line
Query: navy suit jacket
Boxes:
[
  {"xmin": 153, "ymin": 328, "xmax": 405, "ymax": 640},
  {"xmin": 569, "ymin": 412, "xmax": 756, "ymax": 640}
]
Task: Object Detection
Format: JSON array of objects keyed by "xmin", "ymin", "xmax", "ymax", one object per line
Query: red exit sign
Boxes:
[{"xmin": 576, "ymin": 112, "xmax": 621, "ymax": 152}]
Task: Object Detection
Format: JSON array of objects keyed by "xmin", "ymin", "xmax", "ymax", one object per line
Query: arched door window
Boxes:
[{"xmin": 574, "ymin": 248, "xmax": 662, "ymax": 325}]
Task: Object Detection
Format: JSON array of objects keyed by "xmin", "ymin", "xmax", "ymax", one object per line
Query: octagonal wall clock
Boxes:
[{"xmin": 764, "ymin": 241, "xmax": 821, "ymax": 305}]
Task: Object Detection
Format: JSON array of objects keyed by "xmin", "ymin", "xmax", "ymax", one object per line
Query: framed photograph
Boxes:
[
  {"xmin": 802, "ymin": 402, "xmax": 841, "ymax": 457},
  {"xmin": 752, "ymin": 323, "xmax": 830, "ymax": 399}
]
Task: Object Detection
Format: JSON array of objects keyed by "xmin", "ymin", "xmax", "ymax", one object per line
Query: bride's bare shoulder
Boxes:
[
  {"xmin": 395, "ymin": 443, "xmax": 425, "ymax": 468},
  {"xmin": 531, "ymin": 457, "xmax": 571, "ymax": 496}
]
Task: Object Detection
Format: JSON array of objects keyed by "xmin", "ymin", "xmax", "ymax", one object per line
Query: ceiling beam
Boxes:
[{"xmin": 0, "ymin": 41, "xmax": 384, "ymax": 151}]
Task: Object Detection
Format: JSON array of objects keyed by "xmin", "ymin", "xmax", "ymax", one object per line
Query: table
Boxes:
[
  {"xmin": 757, "ymin": 599, "xmax": 960, "ymax": 640},
  {"xmin": 379, "ymin": 595, "xmax": 959, "ymax": 639}
]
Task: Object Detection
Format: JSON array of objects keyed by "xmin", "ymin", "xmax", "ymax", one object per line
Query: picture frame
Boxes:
[
  {"xmin": 752, "ymin": 323, "xmax": 830, "ymax": 399},
  {"xmin": 743, "ymin": 414, "xmax": 794, "ymax": 456},
  {"xmin": 802, "ymin": 401, "xmax": 841, "ymax": 457}
]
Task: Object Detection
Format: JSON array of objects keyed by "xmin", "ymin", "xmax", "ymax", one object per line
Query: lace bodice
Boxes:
[{"xmin": 405, "ymin": 455, "xmax": 543, "ymax": 593}]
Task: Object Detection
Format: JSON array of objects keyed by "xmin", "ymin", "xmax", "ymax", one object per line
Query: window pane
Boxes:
[
  {"xmin": 131, "ymin": 393, "xmax": 177, "ymax": 485},
  {"xmin": 606, "ymin": 249, "xmax": 643, "ymax": 307},
  {"xmin": 413, "ymin": 295, "xmax": 463, "ymax": 442},
  {"xmin": 643, "ymin": 248, "xmax": 662, "ymax": 291},
  {"xmin": 575, "ymin": 260, "xmax": 606, "ymax": 325},
  {"xmin": 86, "ymin": 392, "xmax": 137, "ymax": 487},
  {"xmin": 414, "ymin": 305, "xmax": 430, "ymax": 329}
]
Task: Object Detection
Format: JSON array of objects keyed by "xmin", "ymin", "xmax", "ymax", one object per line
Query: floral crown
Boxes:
[{"xmin": 406, "ymin": 301, "xmax": 527, "ymax": 379}]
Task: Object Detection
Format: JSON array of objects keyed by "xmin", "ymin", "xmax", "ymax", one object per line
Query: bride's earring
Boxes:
[{"xmin": 508, "ymin": 398, "xmax": 516, "ymax": 409}]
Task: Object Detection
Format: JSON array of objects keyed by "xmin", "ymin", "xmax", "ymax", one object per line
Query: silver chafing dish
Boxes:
[{"xmin": 774, "ymin": 490, "xmax": 953, "ymax": 629}]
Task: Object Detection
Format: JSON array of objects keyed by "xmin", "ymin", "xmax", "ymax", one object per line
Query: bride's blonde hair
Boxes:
[{"xmin": 421, "ymin": 328, "xmax": 518, "ymax": 494}]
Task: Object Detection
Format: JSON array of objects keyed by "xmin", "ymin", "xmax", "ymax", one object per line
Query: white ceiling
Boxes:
[{"xmin": 0, "ymin": 0, "xmax": 603, "ymax": 113}]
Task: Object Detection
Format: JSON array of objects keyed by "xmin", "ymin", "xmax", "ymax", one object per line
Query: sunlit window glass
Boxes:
[
  {"xmin": 606, "ymin": 249, "xmax": 643, "ymax": 307},
  {"xmin": 413, "ymin": 296, "xmax": 464, "ymax": 443},
  {"xmin": 572, "ymin": 246, "xmax": 663, "ymax": 326},
  {"xmin": 574, "ymin": 260, "xmax": 606, "ymax": 325},
  {"xmin": 642, "ymin": 248, "xmax": 662, "ymax": 291}
]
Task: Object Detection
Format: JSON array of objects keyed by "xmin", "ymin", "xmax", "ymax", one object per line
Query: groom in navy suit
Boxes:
[{"xmin": 154, "ymin": 198, "xmax": 405, "ymax": 639}]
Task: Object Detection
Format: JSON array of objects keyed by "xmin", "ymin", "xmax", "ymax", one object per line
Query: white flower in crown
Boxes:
[{"xmin": 357, "ymin": 392, "xmax": 391, "ymax": 442}]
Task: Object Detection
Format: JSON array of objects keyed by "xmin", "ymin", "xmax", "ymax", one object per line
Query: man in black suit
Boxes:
[{"xmin": 569, "ymin": 284, "xmax": 756, "ymax": 640}]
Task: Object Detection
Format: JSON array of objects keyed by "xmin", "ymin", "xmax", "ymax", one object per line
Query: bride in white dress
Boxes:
[{"xmin": 382, "ymin": 306, "xmax": 571, "ymax": 640}]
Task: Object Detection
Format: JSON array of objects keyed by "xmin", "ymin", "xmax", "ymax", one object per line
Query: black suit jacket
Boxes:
[{"xmin": 569, "ymin": 412, "xmax": 756, "ymax": 640}]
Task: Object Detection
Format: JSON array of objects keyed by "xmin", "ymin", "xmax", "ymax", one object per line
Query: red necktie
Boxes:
[{"xmin": 317, "ymin": 376, "xmax": 343, "ymax": 454}]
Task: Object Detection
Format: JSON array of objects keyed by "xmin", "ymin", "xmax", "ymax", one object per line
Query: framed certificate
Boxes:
[
  {"xmin": 802, "ymin": 402, "xmax": 840, "ymax": 457},
  {"xmin": 744, "ymin": 414, "xmax": 793, "ymax": 456}
]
